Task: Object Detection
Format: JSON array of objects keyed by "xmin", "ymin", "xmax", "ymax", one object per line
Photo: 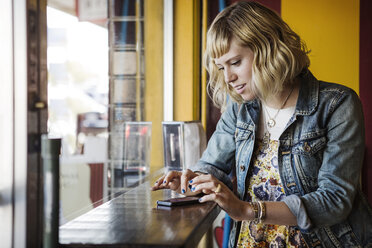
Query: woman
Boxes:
[{"xmin": 152, "ymin": 2, "xmax": 372, "ymax": 247}]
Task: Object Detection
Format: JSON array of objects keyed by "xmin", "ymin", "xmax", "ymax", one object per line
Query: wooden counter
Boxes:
[{"xmin": 59, "ymin": 176, "xmax": 221, "ymax": 248}]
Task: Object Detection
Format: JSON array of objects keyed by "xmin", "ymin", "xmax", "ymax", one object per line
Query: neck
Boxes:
[{"xmin": 264, "ymin": 80, "xmax": 299, "ymax": 109}]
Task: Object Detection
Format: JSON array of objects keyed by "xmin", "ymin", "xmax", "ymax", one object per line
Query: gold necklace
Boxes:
[
  {"xmin": 262, "ymin": 85, "xmax": 294, "ymax": 147},
  {"xmin": 263, "ymin": 86, "xmax": 294, "ymax": 128}
]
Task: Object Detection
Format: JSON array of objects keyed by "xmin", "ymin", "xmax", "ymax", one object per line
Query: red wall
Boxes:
[{"xmin": 359, "ymin": 0, "xmax": 372, "ymax": 205}]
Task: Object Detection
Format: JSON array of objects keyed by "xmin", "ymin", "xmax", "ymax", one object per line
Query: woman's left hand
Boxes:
[{"xmin": 189, "ymin": 174, "xmax": 251, "ymax": 221}]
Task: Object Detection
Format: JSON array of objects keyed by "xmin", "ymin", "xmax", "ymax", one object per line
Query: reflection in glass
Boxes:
[{"xmin": 123, "ymin": 122, "xmax": 152, "ymax": 172}]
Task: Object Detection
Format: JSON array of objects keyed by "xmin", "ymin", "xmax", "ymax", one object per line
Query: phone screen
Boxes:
[{"xmin": 157, "ymin": 196, "xmax": 200, "ymax": 207}]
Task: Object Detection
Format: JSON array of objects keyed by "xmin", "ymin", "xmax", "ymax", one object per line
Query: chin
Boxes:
[{"xmin": 241, "ymin": 94, "xmax": 255, "ymax": 102}]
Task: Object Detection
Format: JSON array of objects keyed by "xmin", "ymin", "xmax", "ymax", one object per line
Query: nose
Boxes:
[{"xmin": 224, "ymin": 68, "xmax": 237, "ymax": 84}]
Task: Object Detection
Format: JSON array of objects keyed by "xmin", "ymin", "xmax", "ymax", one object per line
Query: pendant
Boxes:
[
  {"xmin": 267, "ymin": 119, "xmax": 276, "ymax": 128},
  {"xmin": 263, "ymin": 132, "xmax": 270, "ymax": 149}
]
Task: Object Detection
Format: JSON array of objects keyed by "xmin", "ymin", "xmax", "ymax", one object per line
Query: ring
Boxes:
[{"xmin": 215, "ymin": 184, "xmax": 221, "ymax": 193}]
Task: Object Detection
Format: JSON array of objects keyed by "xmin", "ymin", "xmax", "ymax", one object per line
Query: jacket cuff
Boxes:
[{"xmin": 283, "ymin": 194, "xmax": 313, "ymax": 232}]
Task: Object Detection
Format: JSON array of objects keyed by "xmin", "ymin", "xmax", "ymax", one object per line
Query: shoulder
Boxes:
[
  {"xmin": 222, "ymin": 99, "xmax": 240, "ymax": 117},
  {"xmin": 318, "ymin": 81, "xmax": 357, "ymax": 97},
  {"xmin": 318, "ymin": 81, "xmax": 360, "ymax": 105},
  {"xmin": 300, "ymin": 70, "xmax": 358, "ymax": 101},
  {"xmin": 317, "ymin": 81, "xmax": 362, "ymax": 116}
]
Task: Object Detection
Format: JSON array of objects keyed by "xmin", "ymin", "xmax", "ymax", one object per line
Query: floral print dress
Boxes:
[{"xmin": 236, "ymin": 138, "xmax": 308, "ymax": 248}]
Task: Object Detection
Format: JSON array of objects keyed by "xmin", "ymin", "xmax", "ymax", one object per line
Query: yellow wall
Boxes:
[
  {"xmin": 174, "ymin": 0, "xmax": 200, "ymax": 121},
  {"xmin": 144, "ymin": 0, "xmax": 201, "ymax": 170},
  {"xmin": 145, "ymin": 0, "xmax": 164, "ymax": 171},
  {"xmin": 282, "ymin": 0, "xmax": 360, "ymax": 93},
  {"xmin": 145, "ymin": 0, "xmax": 361, "ymax": 168}
]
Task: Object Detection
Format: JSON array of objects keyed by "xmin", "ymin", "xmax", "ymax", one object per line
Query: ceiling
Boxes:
[{"xmin": 48, "ymin": 0, "xmax": 76, "ymax": 16}]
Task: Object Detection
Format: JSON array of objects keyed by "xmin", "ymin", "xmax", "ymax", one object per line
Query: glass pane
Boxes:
[
  {"xmin": 47, "ymin": 6, "xmax": 109, "ymax": 223},
  {"xmin": 111, "ymin": 105, "xmax": 137, "ymax": 130},
  {"xmin": 113, "ymin": 0, "xmax": 144, "ymax": 17},
  {"xmin": 112, "ymin": 21, "xmax": 144, "ymax": 47},
  {"xmin": 112, "ymin": 50, "xmax": 137, "ymax": 75},
  {"xmin": 112, "ymin": 79, "xmax": 137, "ymax": 103},
  {"xmin": 123, "ymin": 122, "xmax": 151, "ymax": 172}
]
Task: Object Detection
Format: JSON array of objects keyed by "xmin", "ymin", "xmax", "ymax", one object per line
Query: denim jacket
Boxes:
[{"xmin": 190, "ymin": 71, "xmax": 372, "ymax": 247}]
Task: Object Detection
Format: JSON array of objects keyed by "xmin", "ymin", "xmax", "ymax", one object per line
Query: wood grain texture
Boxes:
[{"xmin": 59, "ymin": 179, "xmax": 220, "ymax": 248}]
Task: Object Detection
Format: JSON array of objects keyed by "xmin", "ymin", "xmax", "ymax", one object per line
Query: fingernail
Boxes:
[
  {"xmin": 188, "ymin": 185, "xmax": 192, "ymax": 189},
  {"xmin": 182, "ymin": 189, "xmax": 185, "ymax": 194},
  {"xmin": 163, "ymin": 180, "xmax": 166, "ymax": 184},
  {"xmin": 189, "ymin": 180, "xmax": 193, "ymax": 184},
  {"xmin": 191, "ymin": 187, "xmax": 195, "ymax": 192},
  {"xmin": 198, "ymin": 198, "xmax": 203, "ymax": 202}
]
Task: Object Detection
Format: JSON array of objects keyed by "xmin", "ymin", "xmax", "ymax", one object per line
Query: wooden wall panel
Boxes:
[{"xmin": 27, "ymin": 0, "xmax": 48, "ymax": 246}]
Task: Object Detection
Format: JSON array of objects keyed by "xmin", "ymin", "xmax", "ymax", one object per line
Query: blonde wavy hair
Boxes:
[{"xmin": 205, "ymin": 1, "xmax": 310, "ymax": 111}]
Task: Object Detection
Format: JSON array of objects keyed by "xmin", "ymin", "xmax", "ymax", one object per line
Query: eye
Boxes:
[
  {"xmin": 231, "ymin": 60, "xmax": 240, "ymax": 66},
  {"xmin": 217, "ymin": 67, "xmax": 224, "ymax": 71}
]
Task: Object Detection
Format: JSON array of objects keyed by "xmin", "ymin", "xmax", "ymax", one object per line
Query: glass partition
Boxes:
[
  {"xmin": 108, "ymin": 0, "xmax": 146, "ymax": 197},
  {"xmin": 47, "ymin": 0, "xmax": 149, "ymax": 224},
  {"xmin": 47, "ymin": 5, "xmax": 109, "ymax": 223}
]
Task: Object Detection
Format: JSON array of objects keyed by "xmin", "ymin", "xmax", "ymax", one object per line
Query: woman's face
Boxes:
[{"xmin": 214, "ymin": 38, "xmax": 255, "ymax": 101}]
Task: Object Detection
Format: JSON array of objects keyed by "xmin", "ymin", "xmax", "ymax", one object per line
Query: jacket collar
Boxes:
[
  {"xmin": 242, "ymin": 98, "xmax": 260, "ymax": 129},
  {"xmin": 294, "ymin": 70, "xmax": 319, "ymax": 116},
  {"xmin": 241, "ymin": 70, "xmax": 319, "ymax": 125}
]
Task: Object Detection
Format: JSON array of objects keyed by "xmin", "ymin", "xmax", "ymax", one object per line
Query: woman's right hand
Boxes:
[{"xmin": 150, "ymin": 169, "xmax": 201, "ymax": 195}]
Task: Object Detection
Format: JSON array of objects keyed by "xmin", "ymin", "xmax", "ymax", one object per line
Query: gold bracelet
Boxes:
[
  {"xmin": 258, "ymin": 201, "xmax": 266, "ymax": 223},
  {"xmin": 251, "ymin": 202, "xmax": 259, "ymax": 223}
]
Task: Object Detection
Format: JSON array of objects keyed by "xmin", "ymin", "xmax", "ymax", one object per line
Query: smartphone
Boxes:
[{"xmin": 157, "ymin": 196, "xmax": 200, "ymax": 207}]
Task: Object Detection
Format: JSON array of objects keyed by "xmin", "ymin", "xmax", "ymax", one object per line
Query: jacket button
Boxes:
[
  {"xmin": 304, "ymin": 142, "xmax": 311, "ymax": 152},
  {"xmin": 287, "ymin": 182, "xmax": 296, "ymax": 188},
  {"xmin": 240, "ymin": 165, "xmax": 245, "ymax": 171}
]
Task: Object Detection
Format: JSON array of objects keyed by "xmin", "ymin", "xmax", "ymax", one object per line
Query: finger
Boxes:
[
  {"xmin": 198, "ymin": 193, "xmax": 217, "ymax": 203},
  {"xmin": 151, "ymin": 175, "xmax": 166, "ymax": 190},
  {"xmin": 189, "ymin": 187, "xmax": 203, "ymax": 195},
  {"xmin": 151, "ymin": 177, "xmax": 181, "ymax": 191},
  {"xmin": 201, "ymin": 188, "xmax": 213, "ymax": 194},
  {"xmin": 155, "ymin": 175, "xmax": 165, "ymax": 186},
  {"xmin": 189, "ymin": 173, "xmax": 215, "ymax": 185},
  {"xmin": 191, "ymin": 181, "xmax": 220, "ymax": 194},
  {"xmin": 180, "ymin": 169, "xmax": 196, "ymax": 194},
  {"xmin": 168, "ymin": 178, "xmax": 181, "ymax": 191},
  {"xmin": 163, "ymin": 171, "xmax": 181, "ymax": 187}
]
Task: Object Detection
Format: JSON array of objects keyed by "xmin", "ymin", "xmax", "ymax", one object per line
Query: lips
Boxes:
[{"xmin": 233, "ymin": 83, "xmax": 246, "ymax": 94}]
